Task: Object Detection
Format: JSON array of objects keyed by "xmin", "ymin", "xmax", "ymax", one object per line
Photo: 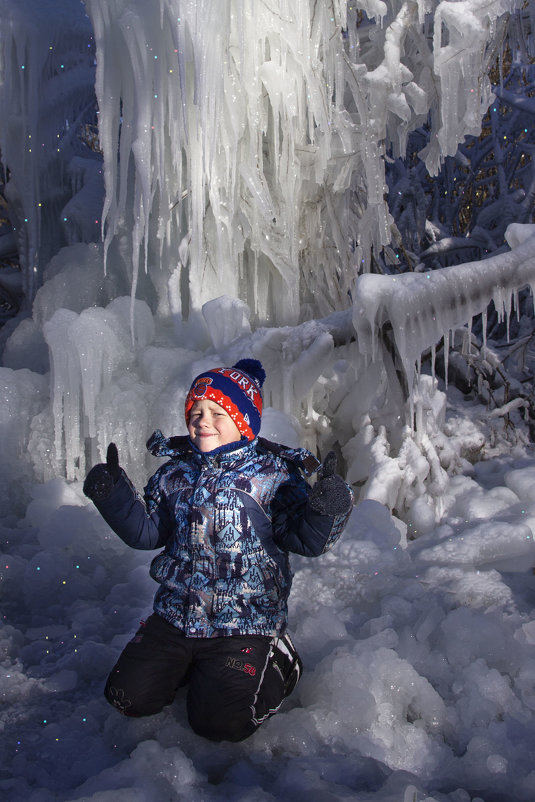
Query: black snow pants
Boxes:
[{"xmin": 104, "ymin": 613, "xmax": 300, "ymax": 742}]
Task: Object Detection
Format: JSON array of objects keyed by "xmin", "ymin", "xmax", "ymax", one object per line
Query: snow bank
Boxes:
[{"xmin": 3, "ymin": 464, "xmax": 535, "ymax": 801}]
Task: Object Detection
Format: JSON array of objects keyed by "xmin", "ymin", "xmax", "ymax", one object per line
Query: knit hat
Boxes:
[{"xmin": 185, "ymin": 358, "xmax": 266, "ymax": 441}]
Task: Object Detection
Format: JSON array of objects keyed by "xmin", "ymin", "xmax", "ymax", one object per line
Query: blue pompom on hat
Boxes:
[{"xmin": 185, "ymin": 358, "xmax": 266, "ymax": 440}]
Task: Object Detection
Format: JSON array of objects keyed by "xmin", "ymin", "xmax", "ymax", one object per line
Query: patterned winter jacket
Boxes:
[{"xmin": 93, "ymin": 431, "xmax": 353, "ymax": 638}]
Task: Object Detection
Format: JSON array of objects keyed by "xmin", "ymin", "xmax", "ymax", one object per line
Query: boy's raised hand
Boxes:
[
  {"xmin": 83, "ymin": 442, "xmax": 122, "ymax": 501},
  {"xmin": 308, "ymin": 450, "xmax": 353, "ymax": 516}
]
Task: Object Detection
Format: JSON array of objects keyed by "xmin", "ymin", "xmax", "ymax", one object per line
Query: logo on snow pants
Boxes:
[{"xmin": 225, "ymin": 656, "xmax": 257, "ymax": 676}]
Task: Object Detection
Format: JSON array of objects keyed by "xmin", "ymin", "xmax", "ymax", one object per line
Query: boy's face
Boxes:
[{"xmin": 187, "ymin": 399, "xmax": 242, "ymax": 452}]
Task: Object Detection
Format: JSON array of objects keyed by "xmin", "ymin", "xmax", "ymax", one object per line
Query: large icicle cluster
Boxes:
[
  {"xmin": 82, "ymin": 0, "xmax": 524, "ymax": 326},
  {"xmin": 41, "ymin": 296, "xmax": 155, "ymax": 482}
]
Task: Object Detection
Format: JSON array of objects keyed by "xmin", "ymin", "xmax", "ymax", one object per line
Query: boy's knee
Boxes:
[
  {"xmin": 188, "ymin": 708, "xmax": 255, "ymax": 742},
  {"xmin": 104, "ymin": 681, "xmax": 165, "ymax": 718}
]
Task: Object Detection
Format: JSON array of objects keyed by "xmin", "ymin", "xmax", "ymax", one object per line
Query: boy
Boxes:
[{"xmin": 84, "ymin": 358, "xmax": 353, "ymax": 741}]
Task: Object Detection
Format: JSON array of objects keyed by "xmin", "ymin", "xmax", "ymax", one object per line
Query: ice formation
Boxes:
[
  {"xmin": 0, "ymin": 0, "xmax": 533, "ymax": 507},
  {"xmin": 0, "ymin": 0, "xmax": 98, "ymax": 309},
  {"xmin": 80, "ymin": 0, "xmax": 526, "ymax": 325}
]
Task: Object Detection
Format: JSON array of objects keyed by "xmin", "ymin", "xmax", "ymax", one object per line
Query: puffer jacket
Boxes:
[{"xmin": 93, "ymin": 431, "xmax": 353, "ymax": 638}]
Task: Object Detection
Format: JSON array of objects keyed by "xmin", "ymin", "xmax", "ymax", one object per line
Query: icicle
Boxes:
[
  {"xmin": 3, "ymin": 0, "xmax": 525, "ymax": 327},
  {"xmin": 43, "ymin": 309, "xmax": 81, "ymax": 479},
  {"xmin": 443, "ymin": 331, "xmax": 450, "ymax": 391},
  {"xmin": 466, "ymin": 317, "xmax": 473, "ymax": 355},
  {"xmin": 41, "ymin": 297, "xmax": 152, "ymax": 479},
  {"xmin": 513, "ymin": 287, "xmax": 520, "ymax": 322}
]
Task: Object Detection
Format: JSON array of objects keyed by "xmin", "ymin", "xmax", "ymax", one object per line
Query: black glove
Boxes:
[
  {"xmin": 83, "ymin": 443, "xmax": 122, "ymax": 501},
  {"xmin": 308, "ymin": 451, "xmax": 352, "ymax": 516}
]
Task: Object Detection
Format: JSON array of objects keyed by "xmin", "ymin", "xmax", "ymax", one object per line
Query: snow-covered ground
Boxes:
[{"xmin": 3, "ymin": 386, "xmax": 535, "ymax": 802}]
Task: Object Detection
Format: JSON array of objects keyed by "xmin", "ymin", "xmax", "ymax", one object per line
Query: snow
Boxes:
[
  {"xmin": 2, "ymin": 1, "xmax": 535, "ymax": 800},
  {"xmin": 4, "ymin": 449, "xmax": 535, "ymax": 801}
]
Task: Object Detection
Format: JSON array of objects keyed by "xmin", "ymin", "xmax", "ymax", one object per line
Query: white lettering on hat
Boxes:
[{"xmin": 214, "ymin": 368, "xmax": 259, "ymax": 402}]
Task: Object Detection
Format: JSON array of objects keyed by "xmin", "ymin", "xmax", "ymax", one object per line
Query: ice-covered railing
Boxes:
[
  {"xmin": 353, "ymin": 223, "xmax": 535, "ymax": 405},
  {"xmin": 346, "ymin": 223, "xmax": 535, "ymax": 519},
  {"xmin": 81, "ymin": 0, "xmax": 524, "ymax": 327},
  {"xmin": 0, "ymin": 0, "xmax": 98, "ymax": 309}
]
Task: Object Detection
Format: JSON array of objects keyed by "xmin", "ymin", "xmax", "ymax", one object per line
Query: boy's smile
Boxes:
[{"xmin": 187, "ymin": 399, "xmax": 242, "ymax": 452}]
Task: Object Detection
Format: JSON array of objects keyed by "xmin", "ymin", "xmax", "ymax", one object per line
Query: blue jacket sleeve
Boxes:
[
  {"xmin": 91, "ymin": 469, "xmax": 173, "ymax": 550},
  {"xmin": 271, "ymin": 473, "xmax": 353, "ymax": 557}
]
